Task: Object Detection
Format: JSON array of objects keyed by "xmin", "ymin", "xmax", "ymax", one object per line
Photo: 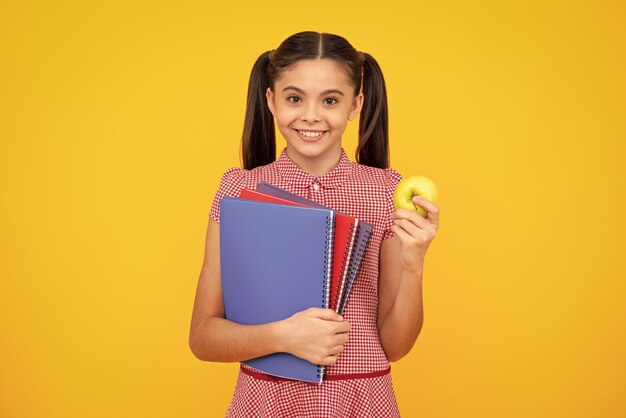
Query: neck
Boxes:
[{"xmin": 285, "ymin": 145, "xmax": 343, "ymax": 177}]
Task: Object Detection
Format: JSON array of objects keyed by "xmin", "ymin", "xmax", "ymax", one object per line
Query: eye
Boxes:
[
  {"xmin": 287, "ymin": 95, "xmax": 301, "ymax": 103},
  {"xmin": 324, "ymin": 97, "xmax": 339, "ymax": 105}
]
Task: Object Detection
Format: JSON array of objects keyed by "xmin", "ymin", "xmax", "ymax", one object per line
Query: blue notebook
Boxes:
[
  {"xmin": 255, "ymin": 181, "xmax": 374, "ymax": 314},
  {"xmin": 219, "ymin": 196, "xmax": 335, "ymax": 384}
]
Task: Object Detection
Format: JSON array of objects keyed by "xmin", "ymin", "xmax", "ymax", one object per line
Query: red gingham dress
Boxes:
[{"xmin": 209, "ymin": 147, "xmax": 404, "ymax": 417}]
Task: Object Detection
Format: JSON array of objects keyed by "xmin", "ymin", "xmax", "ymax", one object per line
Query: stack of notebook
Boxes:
[{"xmin": 219, "ymin": 181, "xmax": 373, "ymax": 384}]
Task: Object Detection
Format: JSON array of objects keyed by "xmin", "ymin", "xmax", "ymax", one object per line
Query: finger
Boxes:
[
  {"xmin": 309, "ymin": 308, "xmax": 344, "ymax": 321},
  {"xmin": 393, "ymin": 215, "xmax": 437, "ymax": 245},
  {"xmin": 393, "ymin": 208, "xmax": 430, "ymax": 229},
  {"xmin": 334, "ymin": 320, "xmax": 351, "ymax": 333},
  {"xmin": 320, "ymin": 355, "xmax": 339, "ymax": 366},
  {"xmin": 334, "ymin": 333, "xmax": 349, "ymax": 345},
  {"xmin": 413, "ymin": 196, "xmax": 440, "ymax": 226},
  {"xmin": 328, "ymin": 344, "xmax": 345, "ymax": 356},
  {"xmin": 399, "ymin": 199, "xmax": 439, "ymax": 231},
  {"xmin": 392, "ymin": 216, "xmax": 428, "ymax": 237},
  {"xmin": 390, "ymin": 223, "xmax": 417, "ymax": 246}
]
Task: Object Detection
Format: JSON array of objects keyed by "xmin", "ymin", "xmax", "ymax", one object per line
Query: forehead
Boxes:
[{"xmin": 275, "ymin": 58, "xmax": 353, "ymax": 91}]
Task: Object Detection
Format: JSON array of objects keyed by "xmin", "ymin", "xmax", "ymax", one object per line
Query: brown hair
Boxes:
[{"xmin": 241, "ymin": 31, "xmax": 390, "ymax": 169}]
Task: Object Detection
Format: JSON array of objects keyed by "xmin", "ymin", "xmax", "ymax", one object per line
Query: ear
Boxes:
[
  {"xmin": 348, "ymin": 92, "xmax": 364, "ymax": 121},
  {"xmin": 266, "ymin": 87, "xmax": 276, "ymax": 117}
]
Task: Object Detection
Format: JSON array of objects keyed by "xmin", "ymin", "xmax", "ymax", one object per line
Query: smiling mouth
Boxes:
[{"xmin": 295, "ymin": 129, "xmax": 328, "ymax": 138}]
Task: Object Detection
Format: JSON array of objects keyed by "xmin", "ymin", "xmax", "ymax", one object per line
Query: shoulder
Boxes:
[
  {"xmin": 216, "ymin": 161, "xmax": 280, "ymax": 193},
  {"xmin": 215, "ymin": 167, "xmax": 247, "ymax": 196},
  {"xmin": 348, "ymin": 163, "xmax": 403, "ymax": 241},
  {"xmin": 209, "ymin": 162, "xmax": 279, "ymax": 223},
  {"xmin": 218, "ymin": 166, "xmax": 247, "ymax": 184},
  {"xmin": 351, "ymin": 163, "xmax": 403, "ymax": 191}
]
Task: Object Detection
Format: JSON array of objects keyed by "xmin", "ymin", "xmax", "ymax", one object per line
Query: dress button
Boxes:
[{"xmin": 312, "ymin": 182, "xmax": 320, "ymax": 191}]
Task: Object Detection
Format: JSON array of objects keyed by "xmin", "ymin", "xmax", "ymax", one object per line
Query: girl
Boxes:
[{"xmin": 189, "ymin": 31, "xmax": 440, "ymax": 417}]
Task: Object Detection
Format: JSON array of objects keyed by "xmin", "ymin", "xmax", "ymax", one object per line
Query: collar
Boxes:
[{"xmin": 275, "ymin": 147, "xmax": 354, "ymax": 190}]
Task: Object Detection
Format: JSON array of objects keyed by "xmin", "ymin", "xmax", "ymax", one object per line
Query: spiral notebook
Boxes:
[
  {"xmin": 337, "ymin": 226, "xmax": 373, "ymax": 314},
  {"xmin": 239, "ymin": 187, "xmax": 358, "ymax": 312},
  {"xmin": 255, "ymin": 181, "xmax": 374, "ymax": 314},
  {"xmin": 219, "ymin": 196, "xmax": 335, "ymax": 384}
]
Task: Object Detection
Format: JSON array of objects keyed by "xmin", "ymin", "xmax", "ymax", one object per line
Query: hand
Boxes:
[
  {"xmin": 391, "ymin": 195, "xmax": 440, "ymax": 273},
  {"xmin": 279, "ymin": 307, "xmax": 351, "ymax": 366}
]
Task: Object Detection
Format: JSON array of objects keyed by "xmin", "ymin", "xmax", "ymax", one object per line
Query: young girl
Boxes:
[{"xmin": 189, "ymin": 31, "xmax": 440, "ymax": 417}]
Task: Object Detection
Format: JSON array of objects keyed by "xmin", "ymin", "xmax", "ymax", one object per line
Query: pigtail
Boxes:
[
  {"xmin": 357, "ymin": 52, "xmax": 390, "ymax": 169},
  {"xmin": 241, "ymin": 51, "xmax": 276, "ymax": 170}
]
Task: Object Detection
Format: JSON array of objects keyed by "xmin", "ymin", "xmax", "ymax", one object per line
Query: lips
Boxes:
[{"xmin": 294, "ymin": 129, "xmax": 328, "ymax": 142}]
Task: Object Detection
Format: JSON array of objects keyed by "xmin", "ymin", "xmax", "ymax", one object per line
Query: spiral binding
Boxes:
[
  {"xmin": 338, "ymin": 227, "xmax": 372, "ymax": 315},
  {"xmin": 322, "ymin": 214, "xmax": 334, "ymax": 309},
  {"xmin": 328, "ymin": 221, "xmax": 356, "ymax": 311},
  {"xmin": 318, "ymin": 213, "xmax": 335, "ymax": 382}
]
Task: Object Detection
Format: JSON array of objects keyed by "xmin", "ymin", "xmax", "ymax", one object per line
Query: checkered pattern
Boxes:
[
  {"xmin": 209, "ymin": 147, "xmax": 404, "ymax": 417},
  {"xmin": 226, "ymin": 369, "xmax": 400, "ymax": 417}
]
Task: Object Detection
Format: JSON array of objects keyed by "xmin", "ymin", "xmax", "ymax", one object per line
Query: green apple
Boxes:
[{"xmin": 393, "ymin": 175, "xmax": 438, "ymax": 217}]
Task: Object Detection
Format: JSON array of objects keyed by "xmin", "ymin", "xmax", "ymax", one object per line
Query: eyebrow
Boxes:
[{"xmin": 282, "ymin": 85, "xmax": 345, "ymax": 96}]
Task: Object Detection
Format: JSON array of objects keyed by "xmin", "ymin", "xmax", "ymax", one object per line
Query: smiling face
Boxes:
[{"xmin": 266, "ymin": 58, "xmax": 363, "ymax": 175}]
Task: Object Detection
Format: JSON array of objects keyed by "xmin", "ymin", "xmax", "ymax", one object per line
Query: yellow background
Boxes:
[{"xmin": 1, "ymin": 0, "xmax": 624, "ymax": 417}]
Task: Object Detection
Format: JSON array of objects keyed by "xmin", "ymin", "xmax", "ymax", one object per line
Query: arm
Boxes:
[
  {"xmin": 377, "ymin": 196, "xmax": 440, "ymax": 362},
  {"xmin": 188, "ymin": 218, "xmax": 350, "ymax": 365},
  {"xmin": 377, "ymin": 236, "xmax": 424, "ymax": 362}
]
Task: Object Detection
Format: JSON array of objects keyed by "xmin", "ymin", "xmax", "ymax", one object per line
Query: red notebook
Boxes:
[{"xmin": 239, "ymin": 188, "xmax": 359, "ymax": 312}]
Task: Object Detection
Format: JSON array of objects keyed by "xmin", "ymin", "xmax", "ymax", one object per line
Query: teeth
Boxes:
[{"xmin": 299, "ymin": 130, "xmax": 325, "ymax": 137}]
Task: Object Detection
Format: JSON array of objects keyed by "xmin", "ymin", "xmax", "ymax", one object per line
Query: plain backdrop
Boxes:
[{"xmin": 1, "ymin": 0, "xmax": 625, "ymax": 417}]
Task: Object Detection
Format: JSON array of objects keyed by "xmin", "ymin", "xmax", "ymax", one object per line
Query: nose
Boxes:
[{"xmin": 301, "ymin": 102, "xmax": 320, "ymax": 123}]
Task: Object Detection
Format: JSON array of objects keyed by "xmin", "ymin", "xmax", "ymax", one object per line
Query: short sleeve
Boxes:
[
  {"xmin": 381, "ymin": 167, "xmax": 403, "ymax": 240},
  {"xmin": 209, "ymin": 167, "xmax": 247, "ymax": 224}
]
